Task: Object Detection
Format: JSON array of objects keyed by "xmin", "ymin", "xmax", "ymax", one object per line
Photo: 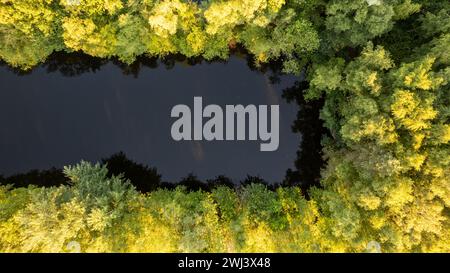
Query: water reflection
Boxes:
[
  {"xmin": 0, "ymin": 52, "xmax": 325, "ymax": 191},
  {"xmin": 1, "ymin": 48, "xmax": 281, "ymax": 79},
  {"xmin": 0, "ymin": 152, "xmax": 282, "ymax": 192},
  {"xmin": 282, "ymin": 80, "xmax": 328, "ymax": 193}
]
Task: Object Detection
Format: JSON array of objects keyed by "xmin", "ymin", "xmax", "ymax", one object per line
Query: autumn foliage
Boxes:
[{"xmin": 0, "ymin": 0, "xmax": 449, "ymax": 252}]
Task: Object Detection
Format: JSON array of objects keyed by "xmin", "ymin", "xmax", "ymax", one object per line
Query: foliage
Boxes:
[
  {"xmin": 0, "ymin": 0, "xmax": 449, "ymax": 253},
  {"xmin": 305, "ymin": 1, "xmax": 450, "ymax": 252},
  {"xmin": 0, "ymin": 162, "xmax": 321, "ymax": 253},
  {"xmin": 0, "ymin": 0, "xmax": 318, "ymax": 70}
]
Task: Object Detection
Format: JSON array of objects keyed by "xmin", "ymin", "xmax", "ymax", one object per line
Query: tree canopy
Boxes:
[{"xmin": 0, "ymin": 0, "xmax": 449, "ymax": 252}]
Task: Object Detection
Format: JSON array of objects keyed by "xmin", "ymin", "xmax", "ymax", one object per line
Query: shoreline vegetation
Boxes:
[
  {"xmin": 1, "ymin": 0, "xmax": 449, "ymax": 252},
  {"xmin": 0, "ymin": 0, "xmax": 320, "ymax": 72},
  {"xmin": 0, "ymin": 152, "xmax": 305, "ymax": 192}
]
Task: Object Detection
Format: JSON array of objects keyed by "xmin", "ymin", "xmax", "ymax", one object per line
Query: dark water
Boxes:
[{"xmin": 0, "ymin": 54, "xmax": 324, "ymax": 188}]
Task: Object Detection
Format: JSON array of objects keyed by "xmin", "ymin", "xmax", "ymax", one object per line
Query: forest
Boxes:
[{"xmin": 0, "ymin": 0, "xmax": 449, "ymax": 252}]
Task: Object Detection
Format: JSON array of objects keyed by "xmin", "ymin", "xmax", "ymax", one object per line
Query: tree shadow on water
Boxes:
[
  {"xmin": 1, "ymin": 49, "xmax": 287, "ymax": 79},
  {"xmin": 282, "ymin": 80, "xmax": 329, "ymax": 195}
]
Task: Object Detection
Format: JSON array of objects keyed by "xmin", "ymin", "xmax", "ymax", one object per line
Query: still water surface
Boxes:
[{"xmin": 0, "ymin": 55, "xmax": 306, "ymax": 183}]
